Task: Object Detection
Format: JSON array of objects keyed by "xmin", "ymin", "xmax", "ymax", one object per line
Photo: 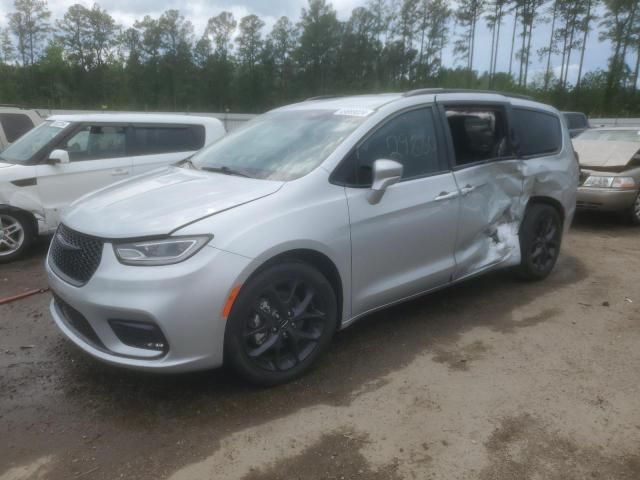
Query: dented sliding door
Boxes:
[{"xmin": 435, "ymin": 97, "xmax": 525, "ymax": 280}]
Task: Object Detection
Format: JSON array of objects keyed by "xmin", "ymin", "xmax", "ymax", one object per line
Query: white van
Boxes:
[{"xmin": 0, "ymin": 114, "xmax": 225, "ymax": 262}]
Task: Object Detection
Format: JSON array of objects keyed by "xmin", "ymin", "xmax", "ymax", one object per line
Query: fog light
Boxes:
[{"xmin": 109, "ymin": 319, "xmax": 168, "ymax": 353}]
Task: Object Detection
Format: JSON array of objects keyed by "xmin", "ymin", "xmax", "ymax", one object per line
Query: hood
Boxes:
[
  {"xmin": 573, "ymin": 140, "xmax": 640, "ymax": 168},
  {"xmin": 63, "ymin": 166, "xmax": 284, "ymax": 238},
  {"xmin": 0, "ymin": 162, "xmax": 15, "ymax": 169}
]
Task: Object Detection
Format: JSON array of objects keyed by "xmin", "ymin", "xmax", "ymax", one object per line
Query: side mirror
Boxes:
[
  {"xmin": 48, "ymin": 149, "xmax": 70, "ymax": 165},
  {"xmin": 367, "ymin": 159, "xmax": 403, "ymax": 205}
]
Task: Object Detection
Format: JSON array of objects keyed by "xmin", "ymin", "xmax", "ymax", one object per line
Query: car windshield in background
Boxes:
[
  {"xmin": 0, "ymin": 120, "xmax": 69, "ymax": 164},
  {"xmin": 191, "ymin": 110, "xmax": 366, "ymax": 181},
  {"xmin": 577, "ymin": 129, "xmax": 640, "ymax": 142}
]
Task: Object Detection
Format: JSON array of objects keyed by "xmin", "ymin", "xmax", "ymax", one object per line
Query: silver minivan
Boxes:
[{"xmin": 46, "ymin": 91, "xmax": 578, "ymax": 385}]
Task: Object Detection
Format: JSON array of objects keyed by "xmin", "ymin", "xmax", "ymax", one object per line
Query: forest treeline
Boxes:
[{"xmin": 0, "ymin": 0, "xmax": 639, "ymax": 115}]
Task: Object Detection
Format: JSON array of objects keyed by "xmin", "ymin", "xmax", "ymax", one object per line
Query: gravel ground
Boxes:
[{"xmin": 1, "ymin": 212, "xmax": 639, "ymax": 480}]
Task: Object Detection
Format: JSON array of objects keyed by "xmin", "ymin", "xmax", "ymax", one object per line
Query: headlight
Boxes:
[
  {"xmin": 583, "ymin": 176, "xmax": 636, "ymax": 189},
  {"xmin": 113, "ymin": 236, "xmax": 212, "ymax": 266}
]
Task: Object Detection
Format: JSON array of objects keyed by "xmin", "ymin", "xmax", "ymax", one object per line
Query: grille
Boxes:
[
  {"xmin": 53, "ymin": 293, "xmax": 106, "ymax": 350},
  {"xmin": 49, "ymin": 224, "xmax": 103, "ymax": 286}
]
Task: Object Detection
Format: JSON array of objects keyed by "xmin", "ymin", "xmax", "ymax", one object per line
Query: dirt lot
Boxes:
[{"xmin": 1, "ymin": 213, "xmax": 639, "ymax": 480}]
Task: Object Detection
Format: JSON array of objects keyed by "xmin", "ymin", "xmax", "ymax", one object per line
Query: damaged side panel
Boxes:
[
  {"xmin": 0, "ymin": 181, "xmax": 50, "ymax": 234},
  {"xmin": 451, "ymin": 159, "xmax": 526, "ymax": 280},
  {"xmin": 451, "ymin": 148, "xmax": 577, "ymax": 281}
]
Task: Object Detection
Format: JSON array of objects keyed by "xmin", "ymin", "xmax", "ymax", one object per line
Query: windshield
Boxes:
[
  {"xmin": 0, "ymin": 120, "xmax": 70, "ymax": 164},
  {"xmin": 191, "ymin": 110, "xmax": 366, "ymax": 181},
  {"xmin": 577, "ymin": 129, "xmax": 640, "ymax": 142}
]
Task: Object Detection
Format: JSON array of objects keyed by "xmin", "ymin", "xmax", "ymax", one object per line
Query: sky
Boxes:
[{"xmin": 0, "ymin": 0, "xmax": 614, "ymax": 86}]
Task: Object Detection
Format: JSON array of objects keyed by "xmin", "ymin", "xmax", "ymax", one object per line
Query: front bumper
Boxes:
[
  {"xmin": 46, "ymin": 242, "xmax": 251, "ymax": 373},
  {"xmin": 576, "ymin": 187, "xmax": 638, "ymax": 212}
]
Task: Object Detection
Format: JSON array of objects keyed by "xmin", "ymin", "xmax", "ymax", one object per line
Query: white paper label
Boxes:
[
  {"xmin": 50, "ymin": 121, "xmax": 70, "ymax": 129},
  {"xmin": 334, "ymin": 108, "xmax": 374, "ymax": 117}
]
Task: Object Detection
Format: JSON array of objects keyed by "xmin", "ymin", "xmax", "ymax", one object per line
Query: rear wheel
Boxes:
[
  {"xmin": 225, "ymin": 261, "xmax": 338, "ymax": 386},
  {"xmin": 517, "ymin": 204, "xmax": 562, "ymax": 281},
  {"xmin": 0, "ymin": 211, "xmax": 34, "ymax": 264},
  {"xmin": 628, "ymin": 192, "xmax": 640, "ymax": 225}
]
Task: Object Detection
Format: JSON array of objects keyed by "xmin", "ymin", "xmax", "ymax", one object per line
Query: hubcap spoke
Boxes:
[
  {"xmin": 0, "ymin": 214, "xmax": 25, "ymax": 255},
  {"xmin": 248, "ymin": 332, "xmax": 280, "ymax": 358}
]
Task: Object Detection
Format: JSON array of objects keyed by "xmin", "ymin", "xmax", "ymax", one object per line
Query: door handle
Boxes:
[
  {"xmin": 111, "ymin": 168, "xmax": 129, "ymax": 176},
  {"xmin": 460, "ymin": 184, "xmax": 476, "ymax": 195},
  {"xmin": 434, "ymin": 191, "xmax": 459, "ymax": 201}
]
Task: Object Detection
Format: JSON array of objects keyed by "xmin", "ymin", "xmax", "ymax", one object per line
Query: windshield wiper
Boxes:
[{"xmin": 200, "ymin": 166, "xmax": 251, "ymax": 178}]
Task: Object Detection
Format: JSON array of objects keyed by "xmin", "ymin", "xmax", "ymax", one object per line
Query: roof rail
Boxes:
[
  {"xmin": 304, "ymin": 95, "xmax": 343, "ymax": 102},
  {"xmin": 403, "ymin": 88, "xmax": 533, "ymax": 101}
]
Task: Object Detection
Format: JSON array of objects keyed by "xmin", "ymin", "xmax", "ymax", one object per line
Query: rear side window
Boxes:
[
  {"xmin": 563, "ymin": 113, "xmax": 588, "ymax": 129},
  {"xmin": 131, "ymin": 125, "xmax": 205, "ymax": 155},
  {"xmin": 0, "ymin": 113, "xmax": 35, "ymax": 142},
  {"xmin": 335, "ymin": 107, "xmax": 447, "ymax": 186},
  {"xmin": 513, "ymin": 109, "xmax": 562, "ymax": 157}
]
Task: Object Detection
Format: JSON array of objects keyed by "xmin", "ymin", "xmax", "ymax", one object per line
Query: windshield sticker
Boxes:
[
  {"xmin": 334, "ymin": 108, "xmax": 374, "ymax": 117},
  {"xmin": 50, "ymin": 121, "xmax": 70, "ymax": 129}
]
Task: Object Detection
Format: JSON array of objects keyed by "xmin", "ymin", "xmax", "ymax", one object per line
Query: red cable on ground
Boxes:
[{"xmin": 0, "ymin": 288, "xmax": 50, "ymax": 306}]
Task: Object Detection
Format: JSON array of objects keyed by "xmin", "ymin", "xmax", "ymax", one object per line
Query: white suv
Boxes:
[{"xmin": 0, "ymin": 114, "xmax": 225, "ymax": 262}]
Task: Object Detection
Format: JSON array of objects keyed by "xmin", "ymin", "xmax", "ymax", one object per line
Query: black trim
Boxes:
[
  {"xmin": 10, "ymin": 177, "xmax": 37, "ymax": 187},
  {"xmin": 329, "ymin": 103, "xmax": 452, "ymax": 188},
  {"xmin": 404, "ymin": 88, "xmax": 534, "ymax": 101}
]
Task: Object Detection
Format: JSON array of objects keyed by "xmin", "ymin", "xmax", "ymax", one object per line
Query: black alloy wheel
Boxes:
[
  {"xmin": 225, "ymin": 261, "xmax": 337, "ymax": 386},
  {"xmin": 517, "ymin": 204, "xmax": 562, "ymax": 280}
]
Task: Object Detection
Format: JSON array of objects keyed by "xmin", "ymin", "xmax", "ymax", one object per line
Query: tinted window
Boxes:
[
  {"xmin": 513, "ymin": 109, "xmax": 562, "ymax": 157},
  {"xmin": 445, "ymin": 107, "xmax": 511, "ymax": 166},
  {"xmin": 0, "ymin": 113, "xmax": 35, "ymax": 143},
  {"xmin": 563, "ymin": 113, "xmax": 588, "ymax": 129},
  {"xmin": 60, "ymin": 125, "xmax": 127, "ymax": 161},
  {"xmin": 131, "ymin": 125, "xmax": 205, "ymax": 155},
  {"xmin": 336, "ymin": 108, "xmax": 445, "ymax": 186}
]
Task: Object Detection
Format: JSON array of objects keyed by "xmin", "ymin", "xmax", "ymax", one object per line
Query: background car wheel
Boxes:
[
  {"xmin": 225, "ymin": 260, "xmax": 338, "ymax": 386},
  {"xmin": 628, "ymin": 192, "xmax": 640, "ymax": 225},
  {"xmin": 517, "ymin": 204, "xmax": 562, "ymax": 281},
  {"xmin": 0, "ymin": 211, "xmax": 34, "ymax": 264}
]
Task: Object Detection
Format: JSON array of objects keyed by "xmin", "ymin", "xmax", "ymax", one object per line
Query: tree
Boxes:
[
  {"xmin": 236, "ymin": 15, "xmax": 265, "ymax": 73},
  {"xmin": 486, "ymin": 0, "xmax": 510, "ymax": 87},
  {"xmin": 267, "ymin": 16, "xmax": 297, "ymax": 94},
  {"xmin": 600, "ymin": 0, "xmax": 638, "ymax": 92},
  {"xmin": 454, "ymin": 0, "xmax": 484, "ymax": 85},
  {"xmin": 296, "ymin": 0, "xmax": 341, "ymax": 94},
  {"xmin": 55, "ymin": 4, "xmax": 90, "ymax": 69},
  {"xmin": 205, "ymin": 11, "xmax": 236, "ymax": 59},
  {"xmin": 7, "ymin": 0, "xmax": 51, "ymax": 66},
  {"xmin": 0, "ymin": 27, "xmax": 14, "ymax": 64},
  {"xmin": 86, "ymin": 3, "xmax": 117, "ymax": 68}
]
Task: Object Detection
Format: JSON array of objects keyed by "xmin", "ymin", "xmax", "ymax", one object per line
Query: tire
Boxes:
[
  {"xmin": 628, "ymin": 192, "xmax": 640, "ymax": 226},
  {"xmin": 225, "ymin": 260, "xmax": 338, "ymax": 386},
  {"xmin": 0, "ymin": 211, "xmax": 35, "ymax": 264},
  {"xmin": 516, "ymin": 204, "xmax": 562, "ymax": 281}
]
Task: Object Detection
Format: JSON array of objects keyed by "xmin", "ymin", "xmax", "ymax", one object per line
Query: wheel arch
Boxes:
[
  {"xmin": 523, "ymin": 196, "xmax": 566, "ymax": 229},
  {"xmin": 243, "ymin": 248, "xmax": 345, "ymax": 326},
  {"xmin": 0, "ymin": 204, "xmax": 38, "ymax": 234}
]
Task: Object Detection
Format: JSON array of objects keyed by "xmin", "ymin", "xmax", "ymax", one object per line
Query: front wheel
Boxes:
[
  {"xmin": 224, "ymin": 261, "xmax": 338, "ymax": 386},
  {"xmin": 0, "ymin": 211, "xmax": 34, "ymax": 264},
  {"xmin": 517, "ymin": 204, "xmax": 562, "ymax": 281}
]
